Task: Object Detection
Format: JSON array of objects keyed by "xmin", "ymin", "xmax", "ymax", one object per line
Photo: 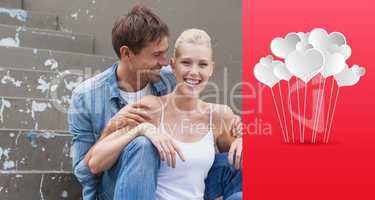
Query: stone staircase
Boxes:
[{"xmin": 0, "ymin": 1, "xmax": 115, "ymax": 199}]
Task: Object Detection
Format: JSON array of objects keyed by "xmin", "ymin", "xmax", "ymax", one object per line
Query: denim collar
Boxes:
[{"xmin": 106, "ymin": 62, "xmax": 168, "ymax": 102}]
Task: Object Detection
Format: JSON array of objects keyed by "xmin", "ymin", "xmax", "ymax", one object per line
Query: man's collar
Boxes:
[{"xmin": 106, "ymin": 62, "xmax": 168, "ymax": 100}]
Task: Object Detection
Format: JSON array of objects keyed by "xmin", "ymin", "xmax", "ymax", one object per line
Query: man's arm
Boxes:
[
  {"xmin": 68, "ymin": 91, "xmax": 98, "ymax": 199},
  {"xmin": 215, "ymin": 105, "xmax": 243, "ymax": 170}
]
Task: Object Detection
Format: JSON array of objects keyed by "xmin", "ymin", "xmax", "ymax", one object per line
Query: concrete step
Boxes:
[
  {"xmin": 0, "ymin": 67, "xmax": 85, "ymax": 100},
  {"xmin": 0, "ymin": 46, "xmax": 115, "ymax": 71},
  {"xmin": 0, "ymin": 24, "xmax": 94, "ymax": 54},
  {"xmin": 0, "ymin": 7, "xmax": 58, "ymax": 30},
  {"xmin": 0, "ymin": 173, "xmax": 81, "ymax": 200},
  {"xmin": 0, "ymin": 97, "xmax": 68, "ymax": 131},
  {"xmin": 0, "ymin": 0, "xmax": 22, "ymax": 9},
  {"xmin": 0, "ymin": 130, "xmax": 72, "ymax": 171}
]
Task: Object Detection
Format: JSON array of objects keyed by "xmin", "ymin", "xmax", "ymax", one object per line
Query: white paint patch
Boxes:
[
  {"xmin": 0, "ymin": 98, "xmax": 11, "ymax": 123},
  {"xmin": 16, "ymin": 174, "xmax": 23, "ymax": 178},
  {"xmin": 1, "ymin": 70, "xmax": 22, "ymax": 87},
  {"xmin": 61, "ymin": 190, "xmax": 69, "ymax": 198},
  {"xmin": 36, "ymin": 77, "xmax": 50, "ymax": 93},
  {"xmin": 44, "ymin": 58, "xmax": 58, "ymax": 70},
  {"xmin": 0, "ymin": 8, "xmax": 28, "ymax": 22},
  {"xmin": 3, "ymin": 160, "xmax": 15, "ymax": 170},
  {"xmin": 50, "ymin": 84, "xmax": 58, "ymax": 92},
  {"xmin": 64, "ymin": 76, "xmax": 83, "ymax": 91},
  {"xmin": 31, "ymin": 101, "xmax": 48, "ymax": 119},
  {"xmin": 0, "ymin": 37, "xmax": 19, "ymax": 47},
  {"xmin": 0, "ymin": 26, "xmax": 23, "ymax": 47},
  {"xmin": 71, "ymin": 12, "xmax": 78, "ymax": 20}
]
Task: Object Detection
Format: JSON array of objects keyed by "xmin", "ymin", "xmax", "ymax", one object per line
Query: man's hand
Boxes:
[
  {"xmin": 230, "ymin": 115, "xmax": 243, "ymax": 138},
  {"xmin": 103, "ymin": 103, "xmax": 152, "ymax": 138}
]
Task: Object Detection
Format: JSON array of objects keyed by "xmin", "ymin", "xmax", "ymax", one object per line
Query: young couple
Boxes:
[{"xmin": 68, "ymin": 5, "xmax": 242, "ymax": 200}]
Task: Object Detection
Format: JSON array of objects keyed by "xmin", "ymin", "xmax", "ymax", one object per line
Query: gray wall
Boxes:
[{"xmin": 23, "ymin": 0, "xmax": 243, "ymax": 109}]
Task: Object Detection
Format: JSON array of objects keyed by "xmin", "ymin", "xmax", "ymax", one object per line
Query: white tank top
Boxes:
[{"xmin": 155, "ymin": 104, "xmax": 216, "ymax": 200}]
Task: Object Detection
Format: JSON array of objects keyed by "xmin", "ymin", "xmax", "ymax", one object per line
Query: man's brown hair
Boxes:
[{"xmin": 112, "ymin": 5, "xmax": 169, "ymax": 58}]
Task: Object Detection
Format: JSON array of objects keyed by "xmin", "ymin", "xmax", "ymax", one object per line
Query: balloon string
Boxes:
[
  {"xmin": 311, "ymin": 75, "xmax": 322, "ymax": 143},
  {"xmin": 325, "ymin": 87, "xmax": 340, "ymax": 143},
  {"xmin": 303, "ymin": 82, "xmax": 307, "ymax": 143},
  {"xmin": 288, "ymin": 81, "xmax": 295, "ymax": 143},
  {"xmin": 278, "ymin": 83, "xmax": 289, "ymax": 143},
  {"xmin": 271, "ymin": 88, "xmax": 287, "ymax": 143},
  {"xmin": 323, "ymin": 78, "xmax": 335, "ymax": 143},
  {"xmin": 296, "ymin": 78, "xmax": 302, "ymax": 143},
  {"xmin": 313, "ymin": 78, "xmax": 326, "ymax": 143}
]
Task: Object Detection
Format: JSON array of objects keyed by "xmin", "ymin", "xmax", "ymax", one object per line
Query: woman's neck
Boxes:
[{"xmin": 167, "ymin": 89, "xmax": 202, "ymax": 113}]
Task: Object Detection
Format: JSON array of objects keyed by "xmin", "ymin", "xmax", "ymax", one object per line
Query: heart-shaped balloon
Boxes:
[
  {"xmin": 308, "ymin": 28, "xmax": 347, "ymax": 52},
  {"xmin": 272, "ymin": 61, "xmax": 292, "ymax": 81},
  {"xmin": 296, "ymin": 41, "xmax": 313, "ymax": 52},
  {"xmin": 270, "ymin": 33, "xmax": 301, "ymax": 59},
  {"xmin": 297, "ymin": 32, "xmax": 310, "ymax": 43},
  {"xmin": 334, "ymin": 65, "xmax": 364, "ymax": 87},
  {"xmin": 321, "ymin": 52, "xmax": 346, "ymax": 78},
  {"xmin": 351, "ymin": 64, "xmax": 366, "ymax": 76},
  {"xmin": 254, "ymin": 57, "xmax": 280, "ymax": 88},
  {"xmin": 285, "ymin": 49, "xmax": 324, "ymax": 83},
  {"xmin": 327, "ymin": 44, "xmax": 352, "ymax": 60},
  {"xmin": 260, "ymin": 55, "xmax": 273, "ymax": 65}
]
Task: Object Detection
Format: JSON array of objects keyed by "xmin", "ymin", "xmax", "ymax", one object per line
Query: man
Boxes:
[{"xmin": 68, "ymin": 5, "xmax": 242, "ymax": 200}]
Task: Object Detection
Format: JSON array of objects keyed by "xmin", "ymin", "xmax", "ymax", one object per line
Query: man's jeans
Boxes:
[{"xmin": 75, "ymin": 136, "xmax": 242, "ymax": 200}]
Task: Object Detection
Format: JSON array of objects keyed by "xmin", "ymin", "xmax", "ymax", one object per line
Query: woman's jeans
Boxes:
[{"xmin": 75, "ymin": 136, "xmax": 242, "ymax": 200}]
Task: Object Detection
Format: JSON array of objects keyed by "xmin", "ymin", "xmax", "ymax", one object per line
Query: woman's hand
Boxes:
[
  {"xmin": 228, "ymin": 137, "xmax": 242, "ymax": 170},
  {"xmin": 141, "ymin": 125, "xmax": 185, "ymax": 168}
]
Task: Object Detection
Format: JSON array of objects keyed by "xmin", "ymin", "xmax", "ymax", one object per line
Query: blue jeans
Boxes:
[{"xmin": 75, "ymin": 136, "xmax": 242, "ymax": 200}]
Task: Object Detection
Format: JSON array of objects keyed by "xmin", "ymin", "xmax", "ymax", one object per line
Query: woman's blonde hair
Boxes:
[{"xmin": 173, "ymin": 28, "xmax": 212, "ymax": 58}]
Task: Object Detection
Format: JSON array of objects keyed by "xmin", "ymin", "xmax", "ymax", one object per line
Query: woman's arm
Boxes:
[
  {"xmin": 87, "ymin": 123, "xmax": 154, "ymax": 174},
  {"xmin": 85, "ymin": 96, "xmax": 161, "ymax": 174}
]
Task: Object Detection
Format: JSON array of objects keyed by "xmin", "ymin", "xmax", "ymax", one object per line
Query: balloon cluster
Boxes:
[{"xmin": 254, "ymin": 28, "xmax": 366, "ymax": 144}]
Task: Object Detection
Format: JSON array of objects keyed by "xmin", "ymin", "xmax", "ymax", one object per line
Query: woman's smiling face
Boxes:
[{"xmin": 172, "ymin": 42, "xmax": 214, "ymax": 97}]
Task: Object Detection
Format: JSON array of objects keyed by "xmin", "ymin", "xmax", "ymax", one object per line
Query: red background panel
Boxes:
[{"xmin": 243, "ymin": 0, "xmax": 375, "ymax": 199}]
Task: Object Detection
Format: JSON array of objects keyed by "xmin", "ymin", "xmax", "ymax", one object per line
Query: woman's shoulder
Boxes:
[
  {"xmin": 206, "ymin": 103, "xmax": 236, "ymax": 134},
  {"xmin": 209, "ymin": 103, "xmax": 235, "ymax": 121}
]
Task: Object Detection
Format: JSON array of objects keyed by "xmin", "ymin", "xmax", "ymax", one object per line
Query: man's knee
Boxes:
[
  {"xmin": 120, "ymin": 136, "xmax": 159, "ymax": 162},
  {"xmin": 226, "ymin": 192, "xmax": 242, "ymax": 200},
  {"xmin": 129, "ymin": 136, "xmax": 155, "ymax": 151}
]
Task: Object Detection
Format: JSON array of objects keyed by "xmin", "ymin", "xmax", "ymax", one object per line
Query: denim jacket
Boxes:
[{"xmin": 68, "ymin": 63, "xmax": 176, "ymax": 199}]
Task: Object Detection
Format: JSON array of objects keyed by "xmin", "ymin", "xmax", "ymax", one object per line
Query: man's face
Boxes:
[{"xmin": 128, "ymin": 37, "xmax": 169, "ymax": 82}]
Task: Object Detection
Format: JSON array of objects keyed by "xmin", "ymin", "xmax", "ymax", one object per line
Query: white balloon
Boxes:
[
  {"xmin": 308, "ymin": 28, "xmax": 347, "ymax": 52},
  {"xmin": 296, "ymin": 41, "xmax": 313, "ymax": 52},
  {"xmin": 351, "ymin": 64, "xmax": 366, "ymax": 76},
  {"xmin": 260, "ymin": 55, "xmax": 273, "ymax": 65},
  {"xmin": 334, "ymin": 65, "xmax": 365, "ymax": 87},
  {"xmin": 254, "ymin": 56, "xmax": 280, "ymax": 88},
  {"xmin": 270, "ymin": 33, "xmax": 301, "ymax": 59},
  {"xmin": 327, "ymin": 44, "xmax": 352, "ymax": 60},
  {"xmin": 321, "ymin": 52, "xmax": 346, "ymax": 78},
  {"xmin": 272, "ymin": 61, "xmax": 292, "ymax": 81},
  {"xmin": 285, "ymin": 49, "xmax": 324, "ymax": 83},
  {"xmin": 297, "ymin": 32, "xmax": 310, "ymax": 43}
]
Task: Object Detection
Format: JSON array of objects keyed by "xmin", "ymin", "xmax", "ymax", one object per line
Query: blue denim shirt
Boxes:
[{"xmin": 68, "ymin": 63, "xmax": 176, "ymax": 200}]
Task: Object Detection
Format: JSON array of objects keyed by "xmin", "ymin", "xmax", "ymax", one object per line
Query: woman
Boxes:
[{"xmin": 88, "ymin": 29, "xmax": 242, "ymax": 200}]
